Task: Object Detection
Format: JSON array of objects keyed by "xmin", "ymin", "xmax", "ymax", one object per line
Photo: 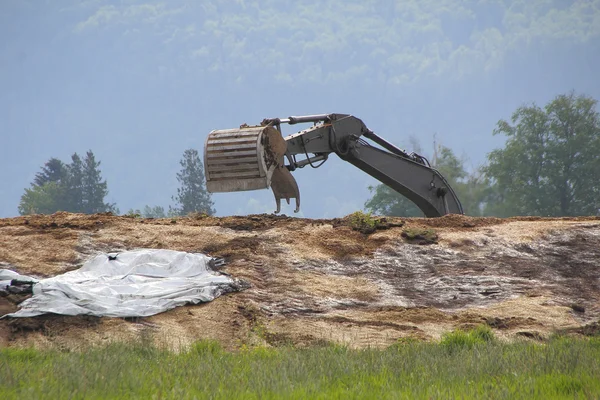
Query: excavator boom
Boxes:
[{"xmin": 204, "ymin": 113, "xmax": 463, "ymax": 217}]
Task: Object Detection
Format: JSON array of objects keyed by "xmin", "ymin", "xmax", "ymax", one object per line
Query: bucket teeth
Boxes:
[
  {"xmin": 262, "ymin": 127, "xmax": 300, "ymax": 213},
  {"xmin": 271, "ymin": 167, "xmax": 300, "ymax": 214}
]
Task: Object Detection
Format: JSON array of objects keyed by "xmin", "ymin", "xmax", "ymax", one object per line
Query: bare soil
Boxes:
[{"xmin": 1, "ymin": 212, "xmax": 599, "ymax": 350}]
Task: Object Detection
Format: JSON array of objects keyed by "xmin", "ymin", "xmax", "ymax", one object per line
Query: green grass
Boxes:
[{"xmin": 1, "ymin": 332, "xmax": 600, "ymax": 399}]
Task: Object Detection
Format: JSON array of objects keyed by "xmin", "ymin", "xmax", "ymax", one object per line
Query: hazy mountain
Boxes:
[{"xmin": 2, "ymin": 0, "xmax": 599, "ymax": 218}]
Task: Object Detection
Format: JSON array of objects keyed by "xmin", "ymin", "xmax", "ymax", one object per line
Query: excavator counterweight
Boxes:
[{"xmin": 203, "ymin": 114, "xmax": 463, "ymax": 217}]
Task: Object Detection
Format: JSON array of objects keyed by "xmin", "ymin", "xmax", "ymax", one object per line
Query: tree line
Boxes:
[
  {"xmin": 20, "ymin": 92, "xmax": 600, "ymax": 219},
  {"xmin": 366, "ymin": 92, "xmax": 600, "ymax": 217},
  {"xmin": 19, "ymin": 149, "xmax": 215, "ymax": 218},
  {"xmin": 19, "ymin": 151, "xmax": 116, "ymax": 215}
]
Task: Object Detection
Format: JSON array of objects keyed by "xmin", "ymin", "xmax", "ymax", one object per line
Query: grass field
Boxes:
[{"xmin": 1, "ymin": 327, "xmax": 599, "ymax": 399}]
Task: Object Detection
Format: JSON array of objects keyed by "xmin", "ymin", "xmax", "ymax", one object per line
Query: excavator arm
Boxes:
[{"xmin": 204, "ymin": 113, "xmax": 463, "ymax": 217}]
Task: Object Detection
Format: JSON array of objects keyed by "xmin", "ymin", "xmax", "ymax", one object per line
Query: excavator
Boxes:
[{"xmin": 203, "ymin": 113, "xmax": 463, "ymax": 217}]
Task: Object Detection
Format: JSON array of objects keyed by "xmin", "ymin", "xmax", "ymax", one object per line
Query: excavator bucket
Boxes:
[{"xmin": 204, "ymin": 125, "xmax": 300, "ymax": 212}]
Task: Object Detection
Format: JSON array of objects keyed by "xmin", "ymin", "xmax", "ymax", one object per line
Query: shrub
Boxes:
[
  {"xmin": 440, "ymin": 325, "xmax": 495, "ymax": 350},
  {"xmin": 188, "ymin": 340, "xmax": 224, "ymax": 356},
  {"xmin": 347, "ymin": 211, "xmax": 382, "ymax": 234},
  {"xmin": 401, "ymin": 227, "xmax": 438, "ymax": 244}
]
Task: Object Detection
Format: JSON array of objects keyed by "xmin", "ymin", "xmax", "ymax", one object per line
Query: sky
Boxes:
[{"xmin": 1, "ymin": 0, "xmax": 599, "ymax": 218}]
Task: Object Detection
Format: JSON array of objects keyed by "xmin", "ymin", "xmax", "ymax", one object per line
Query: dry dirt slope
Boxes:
[{"xmin": 0, "ymin": 212, "xmax": 599, "ymax": 350}]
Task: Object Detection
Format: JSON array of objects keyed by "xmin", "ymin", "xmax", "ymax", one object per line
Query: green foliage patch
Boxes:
[
  {"xmin": 401, "ymin": 227, "xmax": 439, "ymax": 244},
  {"xmin": 347, "ymin": 211, "xmax": 383, "ymax": 233},
  {"xmin": 364, "ymin": 92, "xmax": 600, "ymax": 218},
  {"xmin": 19, "ymin": 151, "xmax": 117, "ymax": 215},
  {"xmin": 440, "ymin": 325, "xmax": 496, "ymax": 350},
  {"xmin": 345, "ymin": 211, "xmax": 405, "ymax": 234}
]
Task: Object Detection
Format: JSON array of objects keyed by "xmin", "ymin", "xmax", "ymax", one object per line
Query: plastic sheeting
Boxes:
[
  {"xmin": 5, "ymin": 249, "xmax": 237, "ymax": 318},
  {"xmin": 0, "ymin": 269, "xmax": 38, "ymax": 288}
]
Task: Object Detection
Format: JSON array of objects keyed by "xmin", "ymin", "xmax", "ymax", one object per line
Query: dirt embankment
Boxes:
[{"xmin": 1, "ymin": 212, "xmax": 599, "ymax": 350}]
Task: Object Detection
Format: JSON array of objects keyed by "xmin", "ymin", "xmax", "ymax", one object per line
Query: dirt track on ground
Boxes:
[{"xmin": 1, "ymin": 212, "xmax": 599, "ymax": 350}]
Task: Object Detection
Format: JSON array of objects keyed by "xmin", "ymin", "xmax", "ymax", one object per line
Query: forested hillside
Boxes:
[{"xmin": 2, "ymin": 0, "xmax": 599, "ymax": 217}]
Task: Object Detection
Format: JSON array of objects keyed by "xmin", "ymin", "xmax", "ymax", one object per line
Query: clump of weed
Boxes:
[
  {"xmin": 469, "ymin": 324, "xmax": 496, "ymax": 342},
  {"xmin": 390, "ymin": 336, "xmax": 424, "ymax": 348},
  {"xmin": 347, "ymin": 211, "xmax": 384, "ymax": 234},
  {"xmin": 536, "ymin": 374, "xmax": 585, "ymax": 396},
  {"xmin": 245, "ymin": 346, "xmax": 279, "ymax": 359},
  {"xmin": 187, "ymin": 211, "xmax": 210, "ymax": 220},
  {"xmin": 401, "ymin": 227, "xmax": 438, "ymax": 244},
  {"xmin": 440, "ymin": 325, "xmax": 495, "ymax": 350},
  {"xmin": 188, "ymin": 340, "xmax": 224, "ymax": 356},
  {"xmin": 0, "ymin": 347, "xmax": 42, "ymax": 362}
]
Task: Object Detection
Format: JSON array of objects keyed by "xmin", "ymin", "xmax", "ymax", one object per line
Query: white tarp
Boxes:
[
  {"xmin": 5, "ymin": 249, "xmax": 237, "ymax": 318},
  {"xmin": 0, "ymin": 269, "xmax": 38, "ymax": 288}
]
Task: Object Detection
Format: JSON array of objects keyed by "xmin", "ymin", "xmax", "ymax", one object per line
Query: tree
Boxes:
[
  {"xmin": 33, "ymin": 158, "xmax": 67, "ymax": 186},
  {"xmin": 364, "ymin": 143, "xmax": 485, "ymax": 216},
  {"xmin": 364, "ymin": 185, "xmax": 422, "ymax": 217},
  {"xmin": 432, "ymin": 146, "xmax": 490, "ymax": 216},
  {"xmin": 455, "ymin": 171, "xmax": 489, "ymax": 217},
  {"xmin": 171, "ymin": 149, "xmax": 215, "ymax": 216},
  {"xmin": 18, "ymin": 182, "xmax": 65, "ymax": 215},
  {"xmin": 20, "ymin": 158, "xmax": 70, "ymax": 213},
  {"xmin": 81, "ymin": 151, "xmax": 113, "ymax": 213},
  {"xmin": 484, "ymin": 92, "xmax": 600, "ymax": 217},
  {"xmin": 434, "ymin": 146, "xmax": 467, "ymax": 183},
  {"xmin": 64, "ymin": 153, "xmax": 84, "ymax": 213},
  {"xmin": 143, "ymin": 205, "xmax": 166, "ymax": 218},
  {"xmin": 365, "ymin": 136, "xmax": 424, "ymax": 217},
  {"xmin": 123, "ymin": 205, "xmax": 166, "ymax": 218},
  {"xmin": 19, "ymin": 150, "xmax": 115, "ymax": 215}
]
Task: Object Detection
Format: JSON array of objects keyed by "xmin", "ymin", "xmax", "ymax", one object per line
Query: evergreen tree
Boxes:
[
  {"xmin": 81, "ymin": 151, "xmax": 111, "ymax": 213},
  {"xmin": 18, "ymin": 182, "xmax": 64, "ymax": 215},
  {"xmin": 143, "ymin": 205, "xmax": 166, "ymax": 218},
  {"xmin": 19, "ymin": 150, "xmax": 115, "ymax": 215},
  {"xmin": 171, "ymin": 149, "xmax": 215, "ymax": 216},
  {"xmin": 64, "ymin": 153, "xmax": 84, "ymax": 213},
  {"xmin": 33, "ymin": 158, "xmax": 67, "ymax": 186}
]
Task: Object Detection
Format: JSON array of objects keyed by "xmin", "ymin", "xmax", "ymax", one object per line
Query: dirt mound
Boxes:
[{"xmin": 1, "ymin": 212, "xmax": 599, "ymax": 350}]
